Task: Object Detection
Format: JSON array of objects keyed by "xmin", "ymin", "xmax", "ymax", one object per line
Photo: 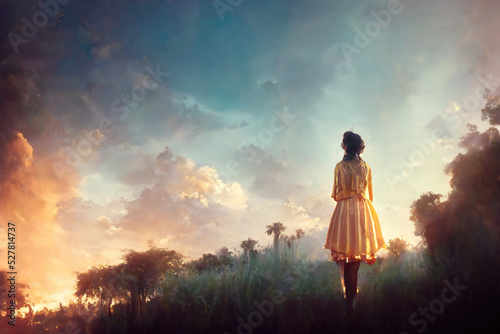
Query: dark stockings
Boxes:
[{"xmin": 338, "ymin": 260, "xmax": 361, "ymax": 314}]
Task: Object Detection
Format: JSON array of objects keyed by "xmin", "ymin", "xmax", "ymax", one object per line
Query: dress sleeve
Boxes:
[
  {"xmin": 332, "ymin": 163, "xmax": 341, "ymax": 201},
  {"xmin": 368, "ymin": 164, "xmax": 373, "ymax": 202}
]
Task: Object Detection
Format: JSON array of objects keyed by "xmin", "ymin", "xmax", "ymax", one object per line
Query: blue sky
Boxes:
[{"xmin": 1, "ymin": 0, "xmax": 500, "ymax": 307}]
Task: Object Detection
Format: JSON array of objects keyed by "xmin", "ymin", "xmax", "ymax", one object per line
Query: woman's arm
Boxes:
[
  {"xmin": 332, "ymin": 163, "xmax": 341, "ymax": 201},
  {"xmin": 368, "ymin": 165, "xmax": 373, "ymax": 202}
]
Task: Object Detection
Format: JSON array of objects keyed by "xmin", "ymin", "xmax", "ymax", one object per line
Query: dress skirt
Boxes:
[{"xmin": 324, "ymin": 196, "xmax": 386, "ymax": 265}]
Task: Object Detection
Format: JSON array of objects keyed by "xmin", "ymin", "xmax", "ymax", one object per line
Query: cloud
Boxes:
[
  {"xmin": 458, "ymin": 0, "xmax": 500, "ymax": 80},
  {"xmin": 0, "ymin": 134, "xmax": 79, "ymax": 307},
  {"xmin": 0, "ymin": 67, "xmax": 29, "ymax": 184},
  {"xmin": 240, "ymin": 145, "xmax": 295, "ymax": 199},
  {"xmin": 116, "ymin": 146, "xmax": 248, "ymax": 256}
]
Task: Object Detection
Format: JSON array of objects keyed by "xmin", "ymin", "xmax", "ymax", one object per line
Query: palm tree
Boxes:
[
  {"xmin": 240, "ymin": 238, "xmax": 259, "ymax": 256},
  {"xmin": 295, "ymin": 229, "xmax": 305, "ymax": 256},
  {"xmin": 240, "ymin": 238, "xmax": 259, "ymax": 281},
  {"xmin": 287, "ymin": 235, "xmax": 296, "ymax": 259},
  {"xmin": 266, "ymin": 222, "xmax": 287, "ymax": 258}
]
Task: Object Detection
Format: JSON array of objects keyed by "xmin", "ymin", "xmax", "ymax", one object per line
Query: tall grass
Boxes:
[
  {"xmin": 9, "ymin": 245, "xmax": 496, "ymax": 334},
  {"xmin": 104, "ymin": 249, "xmax": 449, "ymax": 334}
]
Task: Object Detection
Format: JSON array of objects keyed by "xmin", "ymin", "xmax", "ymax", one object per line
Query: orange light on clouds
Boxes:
[{"xmin": 0, "ymin": 132, "xmax": 80, "ymax": 309}]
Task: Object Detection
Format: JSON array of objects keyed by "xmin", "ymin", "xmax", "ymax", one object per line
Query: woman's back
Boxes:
[{"xmin": 333, "ymin": 158, "xmax": 373, "ymax": 202}]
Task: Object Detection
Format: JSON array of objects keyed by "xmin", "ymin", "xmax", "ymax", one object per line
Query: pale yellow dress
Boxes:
[{"xmin": 324, "ymin": 157, "xmax": 387, "ymax": 264}]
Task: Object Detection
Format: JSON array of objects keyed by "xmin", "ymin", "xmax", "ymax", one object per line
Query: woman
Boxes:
[{"xmin": 324, "ymin": 131, "xmax": 387, "ymax": 314}]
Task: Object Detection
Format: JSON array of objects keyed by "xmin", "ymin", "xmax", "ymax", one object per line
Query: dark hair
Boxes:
[{"xmin": 341, "ymin": 131, "xmax": 365, "ymax": 160}]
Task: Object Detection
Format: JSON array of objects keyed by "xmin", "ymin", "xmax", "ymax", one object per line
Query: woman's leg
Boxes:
[
  {"xmin": 338, "ymin": 259, "xmax": 346, "ymax": 298},
  {"xmin": 344, "ymin": 260, "xmax": 361, "ymax": 314}
]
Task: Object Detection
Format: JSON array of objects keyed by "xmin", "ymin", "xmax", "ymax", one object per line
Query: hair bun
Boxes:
[
  {"xmin": 341, "ymin": 131, "xmax": 365, "ymax": 156},
  {"xmin": 343, "ymin": 131, "xmax": 353, "ymax": 138}
]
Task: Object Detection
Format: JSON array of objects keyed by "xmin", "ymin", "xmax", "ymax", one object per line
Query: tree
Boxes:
[
  {"xmin": 74, "ymin": 265, "xmax": 128, "ymax": 317},
  {"xmin": 287, "ymin": 235, "xmax": 296, "ymax": 249},
  {"xmin": 447, "ymin": 127, "xmax": 500, "ymax": 228},
  {"xmin": 481, "ymin": 89, "xmax": 500, "ymax": 125},
  {"xmin": 192, "ymin": 254, "xmax": 224, "ymax": 273},
  {"xmin": 216, "ymin": 246, "xmax": 234, "ymax": 269},
  {"xmin": 74, "ymin": 266, "xmax": 105, "ymax": 304},
  {"xmin": 122, "ymin": 246, "xmax": 183, "ymax": 317},
  {"xmin": 458, "ymin": 123, "xmax": 499, "ymax": 150},
  {"xmin": 295, "ymin": 229, "xmax": 305, "ymax": 255},
  {"xmin": 388, "ymin": 238, "xmax": 409, "ymax": 257},
  {"xmin": 75, "ymin": 246, "xmax": 183, "ymax": 320},
  {"xmin": 240, "ymin": 238, "xmax": 259, "ymax": 257},
  {"xmin": 266, "ymin": 222, "xmax": 287, "ymax": 258},
  {"xmin": 286, "ymin": 235, "xmax": 297, "ymax": 259},
  {"xmin": 410, "ymin": 192, "xmax": 448, "ymax": 262}
]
